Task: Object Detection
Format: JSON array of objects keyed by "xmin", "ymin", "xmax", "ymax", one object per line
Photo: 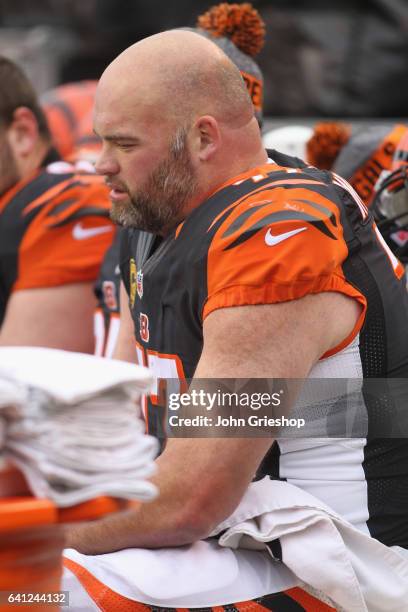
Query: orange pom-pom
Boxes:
[
  {"xmin": 197, "ymin": 3, "xmax": 265, "ymax": 57},
  {"xmin": 306, "ymin": 122, "xmax": 351, "ymax": 170}
]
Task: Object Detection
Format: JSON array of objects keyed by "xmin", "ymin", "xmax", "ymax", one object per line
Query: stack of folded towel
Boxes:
[{"xmin": 0, "ymin": 347, "xmax": 158, "ymax": 506}]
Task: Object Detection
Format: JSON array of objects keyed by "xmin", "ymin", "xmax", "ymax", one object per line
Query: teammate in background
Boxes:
[
  {"xmin": 0, "ymin": 57, "xmax": 114, "ymax": 351},
  {"xmin": 41, "ymin": 79, "xmax": 118, "ymax": 355},
  {"xmin": 63, "ymin": 29, "xmax": 408, "ymax": 609},
  {"xmin": 372, "ymin": 129, "xmax": 408, "ymax": 263},
  {"xmin": 306, "ymin": 121, "xmax": 408, "ymax": 207},
  {"xmin": 96, "ymin": 2, "xmax": 266, "ymax": 359},
  {"xmin": 41, "ymin": 79, "xmax": 121, "ymax": 355}
]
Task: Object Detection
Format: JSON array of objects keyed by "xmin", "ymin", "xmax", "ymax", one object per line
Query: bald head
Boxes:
[
  {"xmin": 94, "ymin": 29, "xmax": 266, "ymax": 234},
  {"xmin": 98, "ymin": 30, "xmax": 254, "ymax": 128}
]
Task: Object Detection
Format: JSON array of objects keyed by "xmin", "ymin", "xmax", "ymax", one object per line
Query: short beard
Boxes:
[{"xmin": 111, "ymin": 127, "xmax": 199, "ymax": 234}]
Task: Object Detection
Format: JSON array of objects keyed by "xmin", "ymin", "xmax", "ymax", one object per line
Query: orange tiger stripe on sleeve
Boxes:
[{"xmin": 204, "ymin": 181, "xmax": 367, "ymax": 356}]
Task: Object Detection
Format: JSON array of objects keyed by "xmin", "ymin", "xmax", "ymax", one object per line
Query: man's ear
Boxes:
[
  {"xmin": 7, "ymin": 107, "xmax": 40, "ymax": 158},
  {"xmin": 194, "ymin": 115, "xmax": 221, "ymax": 162}
]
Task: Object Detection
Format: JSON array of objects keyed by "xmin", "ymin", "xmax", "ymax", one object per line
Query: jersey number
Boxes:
[{"xmin": 135, "ymin": 342, "xmax": 187, "ymax": 416}]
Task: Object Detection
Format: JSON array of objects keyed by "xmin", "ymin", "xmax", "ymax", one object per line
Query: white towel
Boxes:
[
  {"xmin": 211, "ymin": 477, "xmax": 408, "ymax": 612},
  {"xmin": 0, "ymin": 346, "xmax": 153, "ymax": 404},
  {"xmin": 0, "ymin": 347, "xmax": 159, "ymax": 506},
  {"xmin": 63, "ymin": 541, "xmax": 301, "ymax": 608},
  {"xmin": 63, "ymin": 479, "xmax": 408, "ymax": 610}
]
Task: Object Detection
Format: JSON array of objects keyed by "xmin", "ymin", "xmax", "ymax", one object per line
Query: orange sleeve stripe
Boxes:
[
  {"xmin": 22, "ymin": 173, "xmax": 107, "ymax": 217},
  {"xmin": 208, "ymin": 178, "xmax": 328, "ymax": 232},
  {"xmin": 22, "ymin": 177, "xmax": 76, "ymax": 216},
  {"xmin": 284, "ymin": 587, "xmax": 336, "ymax": 611}
]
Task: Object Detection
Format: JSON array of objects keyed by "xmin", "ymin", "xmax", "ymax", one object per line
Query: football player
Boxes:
[
  {"xmin": 95, "ymin": 1, "xmax": 267, "ymax": 359},
  {"xmin": 0, "ymin": 57, "xmax": 114, "ymax": 351},
  {"xmin": 306, "ymin": 121, "xmax": 407, "ymax": 207},
  {"xmin": 372, "ymin": 127, "xmax": 408, "ymax": 262},
  {"xmin": 63, "ymin": 29, "xmax": 408, "ymax": 609}
]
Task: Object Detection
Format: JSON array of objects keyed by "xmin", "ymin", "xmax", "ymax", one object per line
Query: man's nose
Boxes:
[{"xmin": 94, "ymin": 147, "xmax": 120, "ymax": 176}]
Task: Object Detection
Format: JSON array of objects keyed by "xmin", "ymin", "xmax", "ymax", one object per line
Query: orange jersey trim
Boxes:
[
  {"xmin": 202, "ymin": 162, "xmax": 275, "ymax": 206},
  {"xmin": 205, "ymin": 162, "xmax": 315, "ymax": 206},
  {"xmin": 175, "ymin": 221, "xmax": 185, "ymax": 239},
  {"xmin": 203, "ymin": 272, "xmax": 366, "ymax": 319},
  {"xmin": 319, "ymin": 272, "xmax": 367, "ymax": 359}
]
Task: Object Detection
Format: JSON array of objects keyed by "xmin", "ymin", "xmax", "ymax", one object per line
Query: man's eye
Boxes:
[{"xmin": 118, "ymin": 143, "xmax": 135, "ymax": 149}]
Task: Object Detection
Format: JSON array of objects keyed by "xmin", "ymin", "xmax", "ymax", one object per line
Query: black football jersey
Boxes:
[{"xmin": 120, "ymin": 151, "xmax": 408, "ymax": 548}]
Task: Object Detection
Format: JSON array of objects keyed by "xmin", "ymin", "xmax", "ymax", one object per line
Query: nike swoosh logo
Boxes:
[
  {"xmin": 72, "ymin": 222, "xmax": 113, "ymax": 240},
  {"xmin": 265, "ymin": 226, "xmax": 307, "ymax": 246}
]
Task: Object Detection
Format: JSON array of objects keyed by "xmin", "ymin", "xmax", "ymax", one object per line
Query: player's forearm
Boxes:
[
  {"xmin": 64, "ymin": 436, "xmax": 270, "ymax": 554},
  {"xmin": 64, "ymin": 499, "xmax": 204, "ymax": 554},
  {"xmin": 64, "ymin": 459, "xmax": 210, "ymax": 554}
]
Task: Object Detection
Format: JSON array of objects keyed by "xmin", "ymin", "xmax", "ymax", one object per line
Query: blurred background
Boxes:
[{"xmin": 0, "ymin": 0, "xmax": 407, "ymax": 124}]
